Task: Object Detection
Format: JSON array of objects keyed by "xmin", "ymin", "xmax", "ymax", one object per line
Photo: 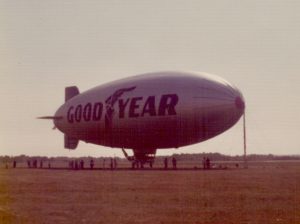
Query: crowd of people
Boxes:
[
  {"xmin": 25, "ymin": 160, "xmax": 51, "ymax": 169},
  {"xmin": 202, "ymin": 157, "xmax": 211, "ymax": 169},
  {"xmin": 163, "ymin": 157, "xmax": 177, "ymax": 169},
  {"xmin": 5, "ymin": 157, "xmax": 213, "ymax": 170},
  {"xmin": 68, "ymin": 158, "xmax": 118, "ymax": 170}
]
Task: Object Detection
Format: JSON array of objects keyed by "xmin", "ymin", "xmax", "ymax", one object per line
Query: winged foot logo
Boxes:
[{"xmin": 105, "ymin": 86, "xmax": 137, "ymax": 131}]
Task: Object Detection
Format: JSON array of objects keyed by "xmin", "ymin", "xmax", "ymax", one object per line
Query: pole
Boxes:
[{"xmin": 243, "ymin": 112, "xmax": 248, "ymax": 168}]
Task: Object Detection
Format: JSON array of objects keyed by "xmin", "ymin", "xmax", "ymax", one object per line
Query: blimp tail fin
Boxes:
[
  {"xmin": 65, "ymin": 86, "xmax": 79, "ymax": 102},
  {"xmin": 64, "ymin": 134, "xmax": 79, "ymax": 149}
]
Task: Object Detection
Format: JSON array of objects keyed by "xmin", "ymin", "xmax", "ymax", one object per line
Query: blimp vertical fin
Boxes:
[
  {"xmin": 64, "ymin": 134, "xmax": 79, "ymax": 149},
  {"xmin": 65, "ymin": 86, "xmax": 79, "ymax": 102}
]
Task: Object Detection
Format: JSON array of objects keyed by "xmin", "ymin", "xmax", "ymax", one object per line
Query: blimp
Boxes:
[{"xmin": 39, "ymin": 71, "xmax": 245, "ymax": 167}]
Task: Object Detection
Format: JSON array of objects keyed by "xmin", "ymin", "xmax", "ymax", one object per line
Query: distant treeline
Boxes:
[{"xmin": 0, "ymin": 153, "xmax": 299, "ymax": 163}]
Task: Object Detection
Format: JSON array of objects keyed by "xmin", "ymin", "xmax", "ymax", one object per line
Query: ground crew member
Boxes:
[
  {"xmin": 110, "ymin": 158, "xmax": 113, "ymax": 170},
  {"xmin": 90, "ymin": 159, "xmax": 94, "ymax": 169},
  {"xmin": 206, "ymin": 157, "xmax": 210, "ymax": 169},
  {"xmin": 103, "ymin": 159, "xmax": 106, "ymax": 169},
  {"xmin": 27, "ymin": 160, "xmax": 31, "ymax": 168},
  {"xmin": 114, "ymin": 158, "xmax": 117, "ymax": 169},
  {"xmin": 13, "ymin": 160, "xmax": 17, "ymax": 168},
  {"xmin": 150, "ymin": 161, "xmax": 153, "ymax": 168},
  {"xmin": 75, "ymin": 160, "xmax": 78, "ymax": 170},
  {"xmin": 33, "ymin": 160, "xmax": 37, "ymax": 168},
  {"xmin": 172, "ymin": 157, "xmax": 177, "ymax": 169},
  {"xmin": 80, "ymin": 160, "xmax": 84, "ymax": 169},
  {"xmin": 164, "ymin": 157, "xmax": 168, "ymax": 169}
]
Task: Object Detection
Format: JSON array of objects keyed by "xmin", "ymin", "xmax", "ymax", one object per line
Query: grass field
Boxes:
[{"xmin": 0, "ymin": 161, "xmax": 299, "ymax": 224}]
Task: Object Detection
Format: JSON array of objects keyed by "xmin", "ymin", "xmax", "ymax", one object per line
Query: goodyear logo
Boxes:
[{"xmin": 67, "ymin": 86, "xmax": 179, "ymax": 124}]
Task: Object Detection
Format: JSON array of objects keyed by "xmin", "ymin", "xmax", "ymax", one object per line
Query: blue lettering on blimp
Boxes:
[{"xmin": 67, "ymin": 94, "xmax": 178, "ymax": 123}]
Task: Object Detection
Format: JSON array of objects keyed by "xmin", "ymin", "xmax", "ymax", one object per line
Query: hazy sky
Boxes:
[{"xmin": 1, "ymin": 1, "xmax": 299, "ymax": 157}]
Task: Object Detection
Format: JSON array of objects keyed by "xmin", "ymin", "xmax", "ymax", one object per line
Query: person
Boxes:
[
  {"xmin": 113, "ymin": 158, "xmax": 117, "ymax": 169},
  {"xmin": 33, "ymin": 160, "xmax": 37, "ymax": 168},
  {"xmin": 80, "ymin": 160, "xmax": 84, "ymax": 169},
  {"xmin": 39, "ymin": 160, "xmax": 43, "ymax": 168},
  {"xmin": 149, "ymin": 161, "xmax": 153, "ymax": 168},
  {"xmin": 110, "ymin": 158, "xmax": 113, "ymax": 170},
  {"xmin": 172, "ymin": 157, "xmax": 177, "ymax": 169},
  {"xmin": 27, "ymin": 160, "xmax": 31, "ymax": 168},
  {"xmin": 164, "ymin": 157, "xmax": 168, "ymax": 169},
  {"xmin": 70, "ymin": 160, "xmax": 74, "ymax": 169},
  {"xmin": 131, "ymin": 161, "xmax": 135, "ymax": 169},
  {"xmin": 103, "ymin": 159, "xmax": 106, "ymax": 169},
  {"xmin": 206, "ymin": 157, "xmax": 210, "ymax": 170},
  {"xmin": 48, "ymin": 162, "xmax": 51, "ymax": 169},
  {"xmin": 202, "ymin": 157, "xmax": 206, "ymax": 170},
  {"xmin": 13, "ymin": 160, "xmax": 17, "ymax": 168},
  {"xmin": 75, "ymin": 160, "xmax": 78, "ymax": 170},
  {"xmin": 90, "ymin": 159, "xmax": 94, "ymax": 170}
]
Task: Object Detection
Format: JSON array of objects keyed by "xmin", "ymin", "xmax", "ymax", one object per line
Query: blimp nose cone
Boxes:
[
  {"xmin": 54, "ymin": 105, "xmax": 65, "ymax": 131},
  {"xmin": 235, "ymin": 96, "xmax": 245, "ymax": 110},
  {"xmin": 231, "ymin": 86, "xmax": 245, "ymax": 113}
]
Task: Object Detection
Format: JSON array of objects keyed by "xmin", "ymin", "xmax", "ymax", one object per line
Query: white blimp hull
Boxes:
[{"xmin": 49, "ymin": 71, "xmax": 244, "ymax": 163}]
